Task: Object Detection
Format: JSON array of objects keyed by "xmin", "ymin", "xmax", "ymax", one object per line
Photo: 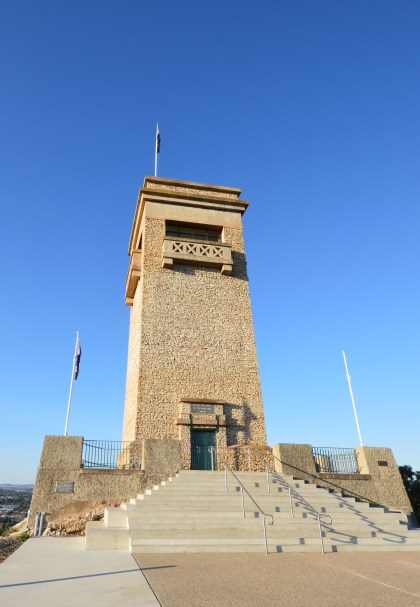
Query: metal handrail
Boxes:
[
  {"xmin": 266, "ymin": 466, "xmax": 332, "ymax": 554},
  {"xmin": 246, "ymin": 448, "xmax": 332, "ymax": 554},
  {"xmin": 224, "ymin": 464, "xmax": 274, "ymax": 554},
  {"xmin": 208, "ymin": 446, "xmax": 216, "ymax": 471}
]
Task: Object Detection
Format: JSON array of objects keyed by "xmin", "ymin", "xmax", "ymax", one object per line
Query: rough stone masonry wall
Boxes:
[
  {"xmin": 122, "ymin": 216, "xmax": 267, "ymax": 466},
  {"xmin": 29, "ymin": 436, "xmax": 182, "ymax": 531},
  {"xmin": 122, "ymin": 273, "xmax": 144, "ymax": 443},
  {"xmin": 273, "ymin": 443, "xmax": 413, "ymax": 515}
]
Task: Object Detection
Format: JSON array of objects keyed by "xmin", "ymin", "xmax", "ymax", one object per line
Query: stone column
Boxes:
[
  {"xmin": 29, "ymin": 436, "xmax": 83, "ymax": 528},
  {"xmin": 356, "ymin": 446, "xmax": 412, "ymax": 512}
]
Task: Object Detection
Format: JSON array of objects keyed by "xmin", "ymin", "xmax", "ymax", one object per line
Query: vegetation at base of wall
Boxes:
[
  {"xmin": 0, "ymin": 525, "xmax": 19, "ymax": 537},
  {"xmin": 399, "ymin": 465, "xmax": 420, "ymax": 518},
  {"xmin": 0, "ymin": 532, "xmax": 29, "ymax": 564}
]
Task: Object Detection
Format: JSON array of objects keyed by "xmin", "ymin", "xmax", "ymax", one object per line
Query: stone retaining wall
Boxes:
[
  {"xmin": 29, "ymin": 436, "xmax": 181, "ymax": 531},
  {"xmin": 273, "ymin": 443, "xmax": 413, "ymax": 516}
]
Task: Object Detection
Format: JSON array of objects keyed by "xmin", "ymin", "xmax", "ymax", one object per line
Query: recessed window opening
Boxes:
[{"xmin": 166, "ymin": 221, "xmax": 222, "ymax": 243}]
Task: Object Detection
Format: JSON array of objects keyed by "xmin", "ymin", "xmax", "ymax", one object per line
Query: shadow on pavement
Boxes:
[{"xmin": 0, "ymin": 568, "xmax": 140, "ymax": 589}]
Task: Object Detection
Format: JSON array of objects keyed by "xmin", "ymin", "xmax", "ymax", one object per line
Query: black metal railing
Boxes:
[
  {"xmin": 81, "ymin": 440, "xmax": 142, "ymax": 470},
  {"xmin": 312, "ymin": 447, "xmax": 360, "ymax": 474}
]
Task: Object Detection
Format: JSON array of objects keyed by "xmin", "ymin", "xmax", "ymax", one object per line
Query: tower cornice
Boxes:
[{"xmin": 128, "ymin": 176, "xmax": 249, "ymax": 256}]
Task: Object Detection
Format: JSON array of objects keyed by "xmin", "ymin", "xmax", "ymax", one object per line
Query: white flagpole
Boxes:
[
  {"xmin": 64, "ymin": 332, "xmax": 80, "ymax": 436},
  {"xmin": 154, "ymin": 122, "xmax": 159, "ymax": 177},
  {"xmin": 342, "ymin": 350, "xmax": 364, "ymax": 447}
]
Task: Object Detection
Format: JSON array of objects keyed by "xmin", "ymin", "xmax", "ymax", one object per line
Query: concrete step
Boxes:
[
  {"xmin": 128, "ymin": 529, "xmax": 313, "ymax": 540},
  {"xmin": 120, "ymin": 508, "xmax": 257, "ymax": 519},
  {"xmin": 123, "ymin": 502, "xmax": 247, "ymax": 511},
  {"xmin": 122, "ymin": 502, "xmax": 385, "ymax": 517},
  {"xmin": 160, "ymin": 480, "xmax": 330, "ymax": 489},
  {"xmin": 174, "ymin": 478, "xmax": 324, "ymax": 491},
  {"xmin": 118, "ymin": 507, "xmax": 404, "ymax": 524},
  {"xmin": 125, "ymin": 520, "xmax": 409, "ymax": 535},
  {"xmin": 107, "ymin": 508, "xmax": 264, "ymax": 525},
  {"xmin": 123, "ymin": 527, "xmax": 415, "ymax": 541},
  {"xmin": 85, "ymin": 522, "xmax": 129, "ymax": 550},
  {"xmin": 130, "ymin": 494, "xmax": 371, "ymax": 507},
  {"xmin": 132, "ymin": 494, "xmax": 376, "ymax": 512},
  {"xmin": 329, "ymin": 542, "xmax": 420, "ymax": 553},
  {"xmin": 176, "ymin": 472, "xmax": 306, "ymax": 484},
  {"xmin": 128, "ymin": 535, "xmax": 420, "ymax": 554},
  {"xmin": 150, "ymin": 485, "xmax": 360, "ymax": 499},
  {"xmin": 129, "ymin": 489, "xmax": 374, "ymax": 503},
  {"xmin": 329, "ymin": 536, "xmax": 420, "ymax": 548},
  {"xmin": 128, "ymin": 542, "xmax": 297, "ymax": 553},
  {"xmin": 126, "ymin": 521, "xmax": 292, "ymax": 532},
  {"xmin": 129, "ymin": 533, "xmax": 420, "ymax": 546}
]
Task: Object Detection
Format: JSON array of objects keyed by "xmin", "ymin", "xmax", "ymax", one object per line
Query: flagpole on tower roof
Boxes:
[
  {"xmin": 342, "ymin": 350, "xmax": 364, "ymax": 447},
  {"xmin": 64, "ymin": 332, "xmax": 81, "ymax": 436},
  {"xmin": 155, "ymin": 123, "xmax": 161, "ymax": 177}
]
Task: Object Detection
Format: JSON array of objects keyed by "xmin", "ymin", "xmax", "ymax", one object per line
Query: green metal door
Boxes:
[{"xmin": 191, "ymin": 430, "xmax": 216, "ymax": 470}]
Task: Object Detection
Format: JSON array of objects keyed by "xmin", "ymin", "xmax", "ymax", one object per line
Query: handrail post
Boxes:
[
  {"xmin": 208, "ymin": 446, "xmax": 215, "ymax": 471},
  {"xmin": 289, "ymin": 487, "xmax": 294, "ymax": 518},
  {"xmin": 318, "ymin": 516, "xmax": 325, "ymax": 554},
  {"xmin": 263, "ymin": 515, "xmax": 268, "ymax": 554},
  {"xmin": 241, "ymin": 486, "xmax": 245, "ymax": 518}
]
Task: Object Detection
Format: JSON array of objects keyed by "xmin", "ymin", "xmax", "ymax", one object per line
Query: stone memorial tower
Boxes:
[
  {"xmin": 122, "ymin": 176, "xmax": 267, "ymax": 469},
  {"xmin": 29, "ymin": 176, "xmax": 414, "ymax": 535}
]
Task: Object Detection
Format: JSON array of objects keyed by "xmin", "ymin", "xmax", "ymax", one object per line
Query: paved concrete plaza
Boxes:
[
  {"xmin": 0, "ymin": 538, "xmax": 159, "ymax": 607},
  {"xmin": 134, "ymin": 551, "xmax": 420, "ymax": 607},
  {"xmin": 2, "ymin": 538, "xmax": 420, "ymax": 606}
]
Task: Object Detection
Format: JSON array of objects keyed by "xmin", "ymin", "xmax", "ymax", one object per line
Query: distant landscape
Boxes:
[{"xmin": 0, "ymin": 485, "xmax": 33, "ymax": 532}]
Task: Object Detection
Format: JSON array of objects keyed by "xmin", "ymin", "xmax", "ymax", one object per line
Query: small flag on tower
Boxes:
[
  {"xmin": 156, "ymin": 123, "xmax": 161, "ymax": 153},
  {"xmin": 73, "ymin": 339, "xmax": 81, "ymax": 380},
  {"xmin": 155, "ymin": 123, "xmax": 161, "ymax": 177}
]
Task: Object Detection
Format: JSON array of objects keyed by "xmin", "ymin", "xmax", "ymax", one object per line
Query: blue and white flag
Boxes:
[
  {"xmin": 156, "ymin": 123, "xmax": 161, "ymax": 154},
  {"xmin": 74, "ymin": 340, "xmax": 81, "ymax": 380}
]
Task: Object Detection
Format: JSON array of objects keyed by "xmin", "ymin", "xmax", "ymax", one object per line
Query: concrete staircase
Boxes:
[{"xmin": 85, "ymin": 470, "xmax": 420, "ymax": 553}]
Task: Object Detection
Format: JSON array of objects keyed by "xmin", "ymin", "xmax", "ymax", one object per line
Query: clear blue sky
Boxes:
[{"xmin": 1, "ymin": 1, "xmax": 419, "ymax": 483}]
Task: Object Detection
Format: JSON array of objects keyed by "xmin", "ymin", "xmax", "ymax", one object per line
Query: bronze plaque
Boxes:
[
  {"xmin": 55, "ymin": 481, "xmax": 75, "ymax": 493},
  {"xmin": 190, "ymin": 403, "xmax": 215, "ymax": 415}
]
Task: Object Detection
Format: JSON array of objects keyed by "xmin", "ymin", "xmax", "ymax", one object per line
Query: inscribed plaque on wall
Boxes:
[
  {"xmin": 55, "ymin": 481, "xmax": 75, "ymax": 493},
  {"xmin": 190, "ymin": 403, "xmax": 216, "ymax": 415}
]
